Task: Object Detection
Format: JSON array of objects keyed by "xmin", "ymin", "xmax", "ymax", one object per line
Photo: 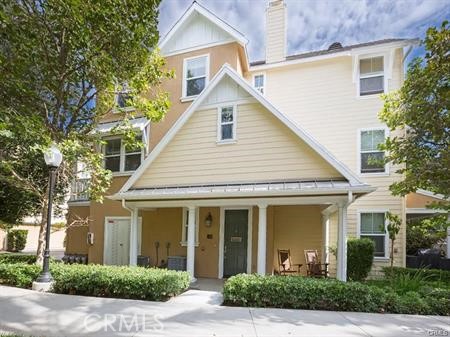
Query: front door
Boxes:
[
  {"xmin": 223, "ymin": 209, "xmax": 248, "ymax": 277},
  {"xmin": 104, "ymin": 218, "xmax": 130, "ymax": 265}
]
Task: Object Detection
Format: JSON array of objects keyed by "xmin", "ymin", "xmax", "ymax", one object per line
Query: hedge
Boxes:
[
  {"xmin": 6, "ymin": 230, "xmax": 28, "ymax": 252},
  {"xmin": 347, "ymin": 238, "xmax": 374, "ymax": 281},
  {"xmin": 223, "ymin": 274, "xmax": 450, "ymax": 315},
  {"xmin": 0, "ymin": 254, "xmax": 37, "ymax": 264},
  {"xmin": 383, "ymin": 266, "xmax": 450, "ymax": 283},
  {"xmin": 0, "ymin": 262, "xmax": 190, "ymax": 301}
]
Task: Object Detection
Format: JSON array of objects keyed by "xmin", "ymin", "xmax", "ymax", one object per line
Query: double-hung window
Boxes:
[
  {"xmin": 115, "ymin": 83, "xmax": 134, "ymax": 111},
  {"xmin": 359, "ymin": 212, "xmax": 387, "ymax": 258},
  {"xmin": 360, "ymin": 129, "xmax": 386, "ymax": 174},
  {"xmin": 218, "ymin": 106, "xmax": 236, "ymax": 142},
  {"xmin": 103, "ymin": 137, "xmax": 142, "ymax": 173},
  {"xmin": 180, "ymin": 208, "xmax": 199, "ymax": 246},
  {"xmin": 253, "ymin": 74, "xmax": 265, "ymax": 94},
  {"xmin": 359, "ymin": 56, "xmax": 384, "ymax": 96},
  {"xmin": 183, "ymin": 55, "xmax": 208, "ymax": 98}
]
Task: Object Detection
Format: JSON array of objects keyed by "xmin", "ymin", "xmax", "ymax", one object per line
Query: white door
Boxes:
[{"xmin": 104, "ymin": 218, "xmax": 130, "ymax": 265}]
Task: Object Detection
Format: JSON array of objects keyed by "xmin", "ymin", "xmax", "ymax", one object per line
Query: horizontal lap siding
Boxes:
[{"xmin": 133, "ymin": 103, "xmax": 342, "ymax": 188}]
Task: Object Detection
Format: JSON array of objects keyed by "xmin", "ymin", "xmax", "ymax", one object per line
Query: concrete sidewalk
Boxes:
[{"xmin": 0, "ymin": 285, "xmax": 448, "ymax": 337}]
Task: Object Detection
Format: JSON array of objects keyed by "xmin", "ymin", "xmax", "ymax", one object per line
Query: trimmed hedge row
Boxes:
[
  {"xmin": 383, "ymin": 266, "xmax": 450, "ymax": 282},
  {"xmin": 0, "ymin": 254, "xmax": 37, "ymax": 264},
  {"xmin": 223, "ymin": 274, "xmax": 450, "ymax": 315},
  {"xmin": 0, "ymin": 262, "xmax": 190, "ymax": 301}
]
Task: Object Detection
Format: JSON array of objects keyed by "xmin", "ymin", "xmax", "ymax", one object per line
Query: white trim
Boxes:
[
  {"xmin": 103, "ymin": 135, "xmax": 144, "ymax": 174},
  {"xmin": 199, "ymin": 98, "xmax": 256, "ymax": 111},
  {"xmin": 356, "ymin": 53, "xmax": 388, "ymax": 98},
  {"xmin": 415, "ymin": 189, "xmax": 447, "ymax": 200},
  {"xmin": 67, "ymin": 200, "xmax": 90, "ymax": 207},
  {"xmin": 159, "ymin": 2, "xmax": 248, "ymax": 52},
  {"xmin": 356, "ymin": 209, "xmax": 389, "ymax": 260},
  {"xmin": 252, "ymin": 72, "xmax": 266, "ymax": 95},
  {"xmin": 180, "ymin": 207, "xmax": 200, "ymax": 246},
  {"xmin": 218, "ymin": 207, "xmax": 252, "ymax": 278},
  {"xmin": 406, "ymin": 208, "xmax": 447, "ymax": 214},
  {"xmin": 182, "ymin": 54, "xmax": 210, "ymax": 99},
  {"xmin": 250, "ymin": 40, "xmax": 419, "ymax": 72},
  {"xmin": 163, "ymin": 40, "xmax": 235, "ymax": 58},
  {"xmin": 119, "ymin": 65, "xmax": 364, "ymax": 193},
  {"xmin": 357, "ymin": 126, "xmax": 390, "ymax": 176},
  {"xmin": 217, "ymin": 104, "xmax": 237, "ymax": 143}
]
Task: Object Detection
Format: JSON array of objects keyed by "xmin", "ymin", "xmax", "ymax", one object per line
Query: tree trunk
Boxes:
[
  {"xmin": 390, "ymin": 239, "xmax": 395, "ymax": 268},
  {"xmin": 35, "ymin": 197, "xmax": 48, "ymax": 266}
]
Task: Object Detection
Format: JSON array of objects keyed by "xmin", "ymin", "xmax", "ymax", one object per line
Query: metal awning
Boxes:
[
  {"xmin": 96, "ymin": 117, "xmax": 150, "ymax": 134},
  {"xmin": 112, "ymin": 179, "xmax": 375, "ymax": 200}
]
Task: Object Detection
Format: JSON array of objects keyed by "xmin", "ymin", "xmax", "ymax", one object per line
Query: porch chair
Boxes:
[
  {"xmin": 277, "ymin": 249, "xmax": 302, "ymax": 275},
  {"xmin": 304, "ymin": 249, "xmax": 329, "ymax": 277}
]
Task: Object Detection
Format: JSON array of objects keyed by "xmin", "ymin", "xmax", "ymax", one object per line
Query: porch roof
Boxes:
[{"xmin": 111, "ymin": 179, "xmax": 375, "ymax": 200}]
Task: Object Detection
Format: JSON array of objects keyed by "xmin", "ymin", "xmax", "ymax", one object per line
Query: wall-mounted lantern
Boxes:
[{"xmin": 205, "ymin": 212, "xmax": 213, "ymax": 227}]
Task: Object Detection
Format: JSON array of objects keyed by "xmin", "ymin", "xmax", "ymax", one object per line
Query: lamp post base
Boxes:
[{"xmin": 32, "ymin": 280, "xmax": 53, "ymax": 292}]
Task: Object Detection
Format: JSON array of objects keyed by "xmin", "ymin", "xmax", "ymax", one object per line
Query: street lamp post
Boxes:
[{"xmin": 33, "ymin": 144, "xmax": 62, "ymax": 290}]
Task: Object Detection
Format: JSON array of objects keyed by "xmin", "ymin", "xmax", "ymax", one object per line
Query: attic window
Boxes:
[
  {"xmin": 359, "ymin": 56, "xmax": 384, "ymax": 96},
  {"xmin": 217, "ymin": 105, "xmax": 236, "ymax": 143},
  {"xmin": 183, "ymin": 54, "xmax": 209, "ymax": 98}
]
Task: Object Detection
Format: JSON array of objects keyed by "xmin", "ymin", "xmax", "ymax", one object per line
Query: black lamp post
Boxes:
[{"xmin": 36, "ymin": 144, "xmax": 62, "ymax": 284}]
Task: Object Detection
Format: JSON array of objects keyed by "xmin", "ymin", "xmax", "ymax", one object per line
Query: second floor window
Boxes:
[
  {"xmin": 359, "ymin": 56, "xmax": 384, "ymax": 96},
  {"xmin": 104, "ymin": 137, "xmax": 142, "ymax": 173},
  {"xmin": 253, "ymin": 74, "xmax": 265, "ymax": 94},
  {"xmin": 184, "ymin": 55, "xmax": 208, "ymax": 98},
  {"xmin": 360, "ymin": 129, "xmax": 386, "ymax": 174}
]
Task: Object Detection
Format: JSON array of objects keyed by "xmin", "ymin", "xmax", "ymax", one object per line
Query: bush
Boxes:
[
  {"xmin": 406, "ymin": 215, "xmax": 448, "ymax": 255},
  {"xmin": 347, "ymin": 238, "xmax": 374, "ymax": 281},
  {"xmin": 6, "ymin": 230, "xmax": 28, "ymax": 252},
  {"xmin": 383, "ymin": 266, "xmax": 450, "ymax": 283},
  {"xmin": 0, "ymin": 253, "xmax": 36, "ymax": 264},
  {"xmin": 223, "ymin": 274, "xmax": 450, "ymax": 315},
  {"xmin": 0, "ymin": 262, "xmax": 190, "ymax": 301}
]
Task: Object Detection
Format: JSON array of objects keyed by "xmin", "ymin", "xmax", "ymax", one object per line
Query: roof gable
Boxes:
[
  {"xmin": 159, "ymin": 2, "xmax": 248, "ymax": 56},
  {"xmin": 119, "ymin": 65, "xmax": 365, "ymax": 193}
]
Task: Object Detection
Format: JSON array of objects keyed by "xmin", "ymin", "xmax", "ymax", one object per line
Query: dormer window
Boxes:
[
  {"xmin": 217, "ymin": 105, "xmax": 236, "ymax": 143},
  {"xmin": 183, "ymin": 54, "xmax": 209, "ymax": 98},
  {"xmin": 253, "ymin": 74, "xmax": 265, "ymax": 94},
  {"xmin": 359, "ymin": 56, "xmax": 384, "ymax": 96}
]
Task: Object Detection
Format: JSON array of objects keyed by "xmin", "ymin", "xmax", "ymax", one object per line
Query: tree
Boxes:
[
  {"xmin": 385, "ymin": 212, "xmax": 401, "ymax": 268},
  {"xmin": 407, "ymin": 214, "xmax": 449, "ymax": 255},
  {"xmin": 379, "ymin": 21, "xmax": 450, "ymax": 198},
  {"xmin": 0, "ymin": 0, "xmax": 173, "ymax": 263}
]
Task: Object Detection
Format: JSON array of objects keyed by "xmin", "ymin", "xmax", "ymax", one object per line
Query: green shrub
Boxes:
[
  {"xmin": 406, "ymin": 214, "xmax": 448, "ymax": 255},
  {"xmin": 0, "ymin": 263, "xmax": 40, "ymax": 288},
  {"xmin": 223, "ymin": 274, "xmax": 450, "ymax": 315},
  {"xmin": 0, "ymin": 253, "xmax": 37, "ymax": 264},
  {"xmin": 389, "ymin": 268, "xmax": 432, "ymax": 295},
  {"xmin": 347, "ymin": 238, "xmax": 374, "ymax": 281},
  {"xmin": 6, "ymin": 230, "xmax": 28, "ymax": 252},
  {"xmin": 383, "ymin": 266, "xmax": 450, "ymax": 283}
]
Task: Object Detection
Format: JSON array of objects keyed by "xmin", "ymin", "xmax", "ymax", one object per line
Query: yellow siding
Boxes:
[
  {"xmin": 133, "ymin": 103, "xmax": 343, "ymax": 188},
  {"xmin": 266, "ymin": 1, "xmax": 286, "ymax": 63},
  {"xmin": 248, "ymin": 49, "xmax": 406, "ymax": 271}
]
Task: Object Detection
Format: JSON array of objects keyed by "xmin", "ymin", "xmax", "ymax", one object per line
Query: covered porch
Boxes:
[{"xmin": 112, "ymin": 180, "xmax": 373, "ymax": 282}]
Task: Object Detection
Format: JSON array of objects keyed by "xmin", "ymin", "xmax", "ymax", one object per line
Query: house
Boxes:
[{"xmin": 65, "ymin": 0, "xmax": 423, "ymax": 281}]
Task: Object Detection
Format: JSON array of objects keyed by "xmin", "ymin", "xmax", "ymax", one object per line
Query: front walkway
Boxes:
[{"xmin": 0, "ymin": 285, "xmax": 448, "ymax": 337}]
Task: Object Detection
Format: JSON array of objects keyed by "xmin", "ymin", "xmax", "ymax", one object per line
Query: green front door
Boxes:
[{"xmin": 223, "ymin": 209, "xmax": 248, "ymax": 277}]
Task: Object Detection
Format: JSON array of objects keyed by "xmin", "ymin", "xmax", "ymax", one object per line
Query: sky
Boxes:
[{"xmin": 158, "ymin": 0, "xmax": 450, "ymax": 62}]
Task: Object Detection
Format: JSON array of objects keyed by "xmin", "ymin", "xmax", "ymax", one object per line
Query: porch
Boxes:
[{"xmin": 109, "ymin": 181, "xmax": 367, "ymax": 282}]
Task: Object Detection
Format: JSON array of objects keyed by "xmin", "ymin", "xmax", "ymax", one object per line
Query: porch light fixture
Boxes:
[
  {"xmin": 205, "ymin": 212, "xmax": 213, "ymax": 227},
  {"xmin": 33, "ymin": 143, "xmax": 62, "ymax": 290}
]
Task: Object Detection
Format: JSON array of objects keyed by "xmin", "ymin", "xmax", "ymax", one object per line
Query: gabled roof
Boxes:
[
  {"xmin": 159, "ymin": 2, "xmax": 248, "ymax": 51},
  {"xmin": 118, "ymin": 64, "xmax": 368, "ymax": 194}
]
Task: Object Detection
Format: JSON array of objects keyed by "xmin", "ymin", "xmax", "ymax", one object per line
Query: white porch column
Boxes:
[
  {"xmin": 257, "ymin": 204, "xmax": 268, "ymax": 275},
  {"xmin": 336, "ymin": 204, "xmax": 348, "ymax": 281},
  {"xmin": 186, "ymin": 206, "xmax": 197, "ymax": 282},
  {"xmin": 129, "ymin": 208, "xmax": 139, "ymax": 266},
  {"xmin": 322, "ymin": 214, "xmax": 330, "ymax": 264}
]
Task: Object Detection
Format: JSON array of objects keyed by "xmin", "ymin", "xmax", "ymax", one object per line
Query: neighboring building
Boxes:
[{"xmin": 66, "ymin": 1, "xmax": 421, "ymax": 281}]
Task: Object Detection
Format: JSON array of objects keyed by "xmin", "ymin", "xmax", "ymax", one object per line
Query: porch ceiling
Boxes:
[{"xmin": 111, "ymin": 179, "xmax": 375, "ymax": 201}]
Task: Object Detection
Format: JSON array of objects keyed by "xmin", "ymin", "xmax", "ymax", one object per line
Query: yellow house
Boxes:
[{"xmin": 66, "ymin": 1, "xmax": 422, "ymax": 281}]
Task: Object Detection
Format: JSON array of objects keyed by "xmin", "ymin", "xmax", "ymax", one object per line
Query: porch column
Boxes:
[
  {"xmin": 322, "ymin": 214, "xmax": 330, "ymax": 264},
  {"xmin": 186, "ymin": 206, "xmax": 197, "ymax": 282},
  {"xmin": 257, "ymin": 204, "xmax": 268, "ymax": 275},
  {"xmin": 129, "ymin": 208, "xmax": 139, "ymax": 266},
  {"xmin": 336, "ymin": 204, "xmax": 348, "ymax": 281}
]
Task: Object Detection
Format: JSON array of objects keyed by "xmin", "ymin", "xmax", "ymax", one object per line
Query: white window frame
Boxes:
[
  {"xmin": 180, "ymin": 207, "xmax": 199, "ymax": 247},
  {"xmin": 217, "ymin": 105, "xmax": 237, "ymax": 144},
  {"xmin": 357, "ymin": 127, "xmax": 389, "ymax": 176},
  {"xmin": 252, "ymin": 72, "xmax": 265, "ymax": 95},
  {"xmin": 357, "ymin": 210, "xmax": 389, "ymax": 260},
  {"xmin": 182, "ymin": 54, "xmax": 210, "ymax": 100},
  {"xmin": 113, "ymin": 83, "xmax": 135, "ymax": 113},
  {"xmin": 103, "ymin": 135, "xmax": 144, "ymax": 175},
  {"xmin": 357, "ymin": 53, "xmax": 388, "ymax": 97}
]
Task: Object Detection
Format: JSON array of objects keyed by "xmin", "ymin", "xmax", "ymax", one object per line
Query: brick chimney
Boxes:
[{"xmin": 266, "ymin": 0, "xmax": 286, "ymax": 64}]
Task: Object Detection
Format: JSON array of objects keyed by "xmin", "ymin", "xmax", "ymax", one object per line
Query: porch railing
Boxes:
[{"xmin": 69, "ymin": 178, "xmax": 90, "ymax": 201}]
